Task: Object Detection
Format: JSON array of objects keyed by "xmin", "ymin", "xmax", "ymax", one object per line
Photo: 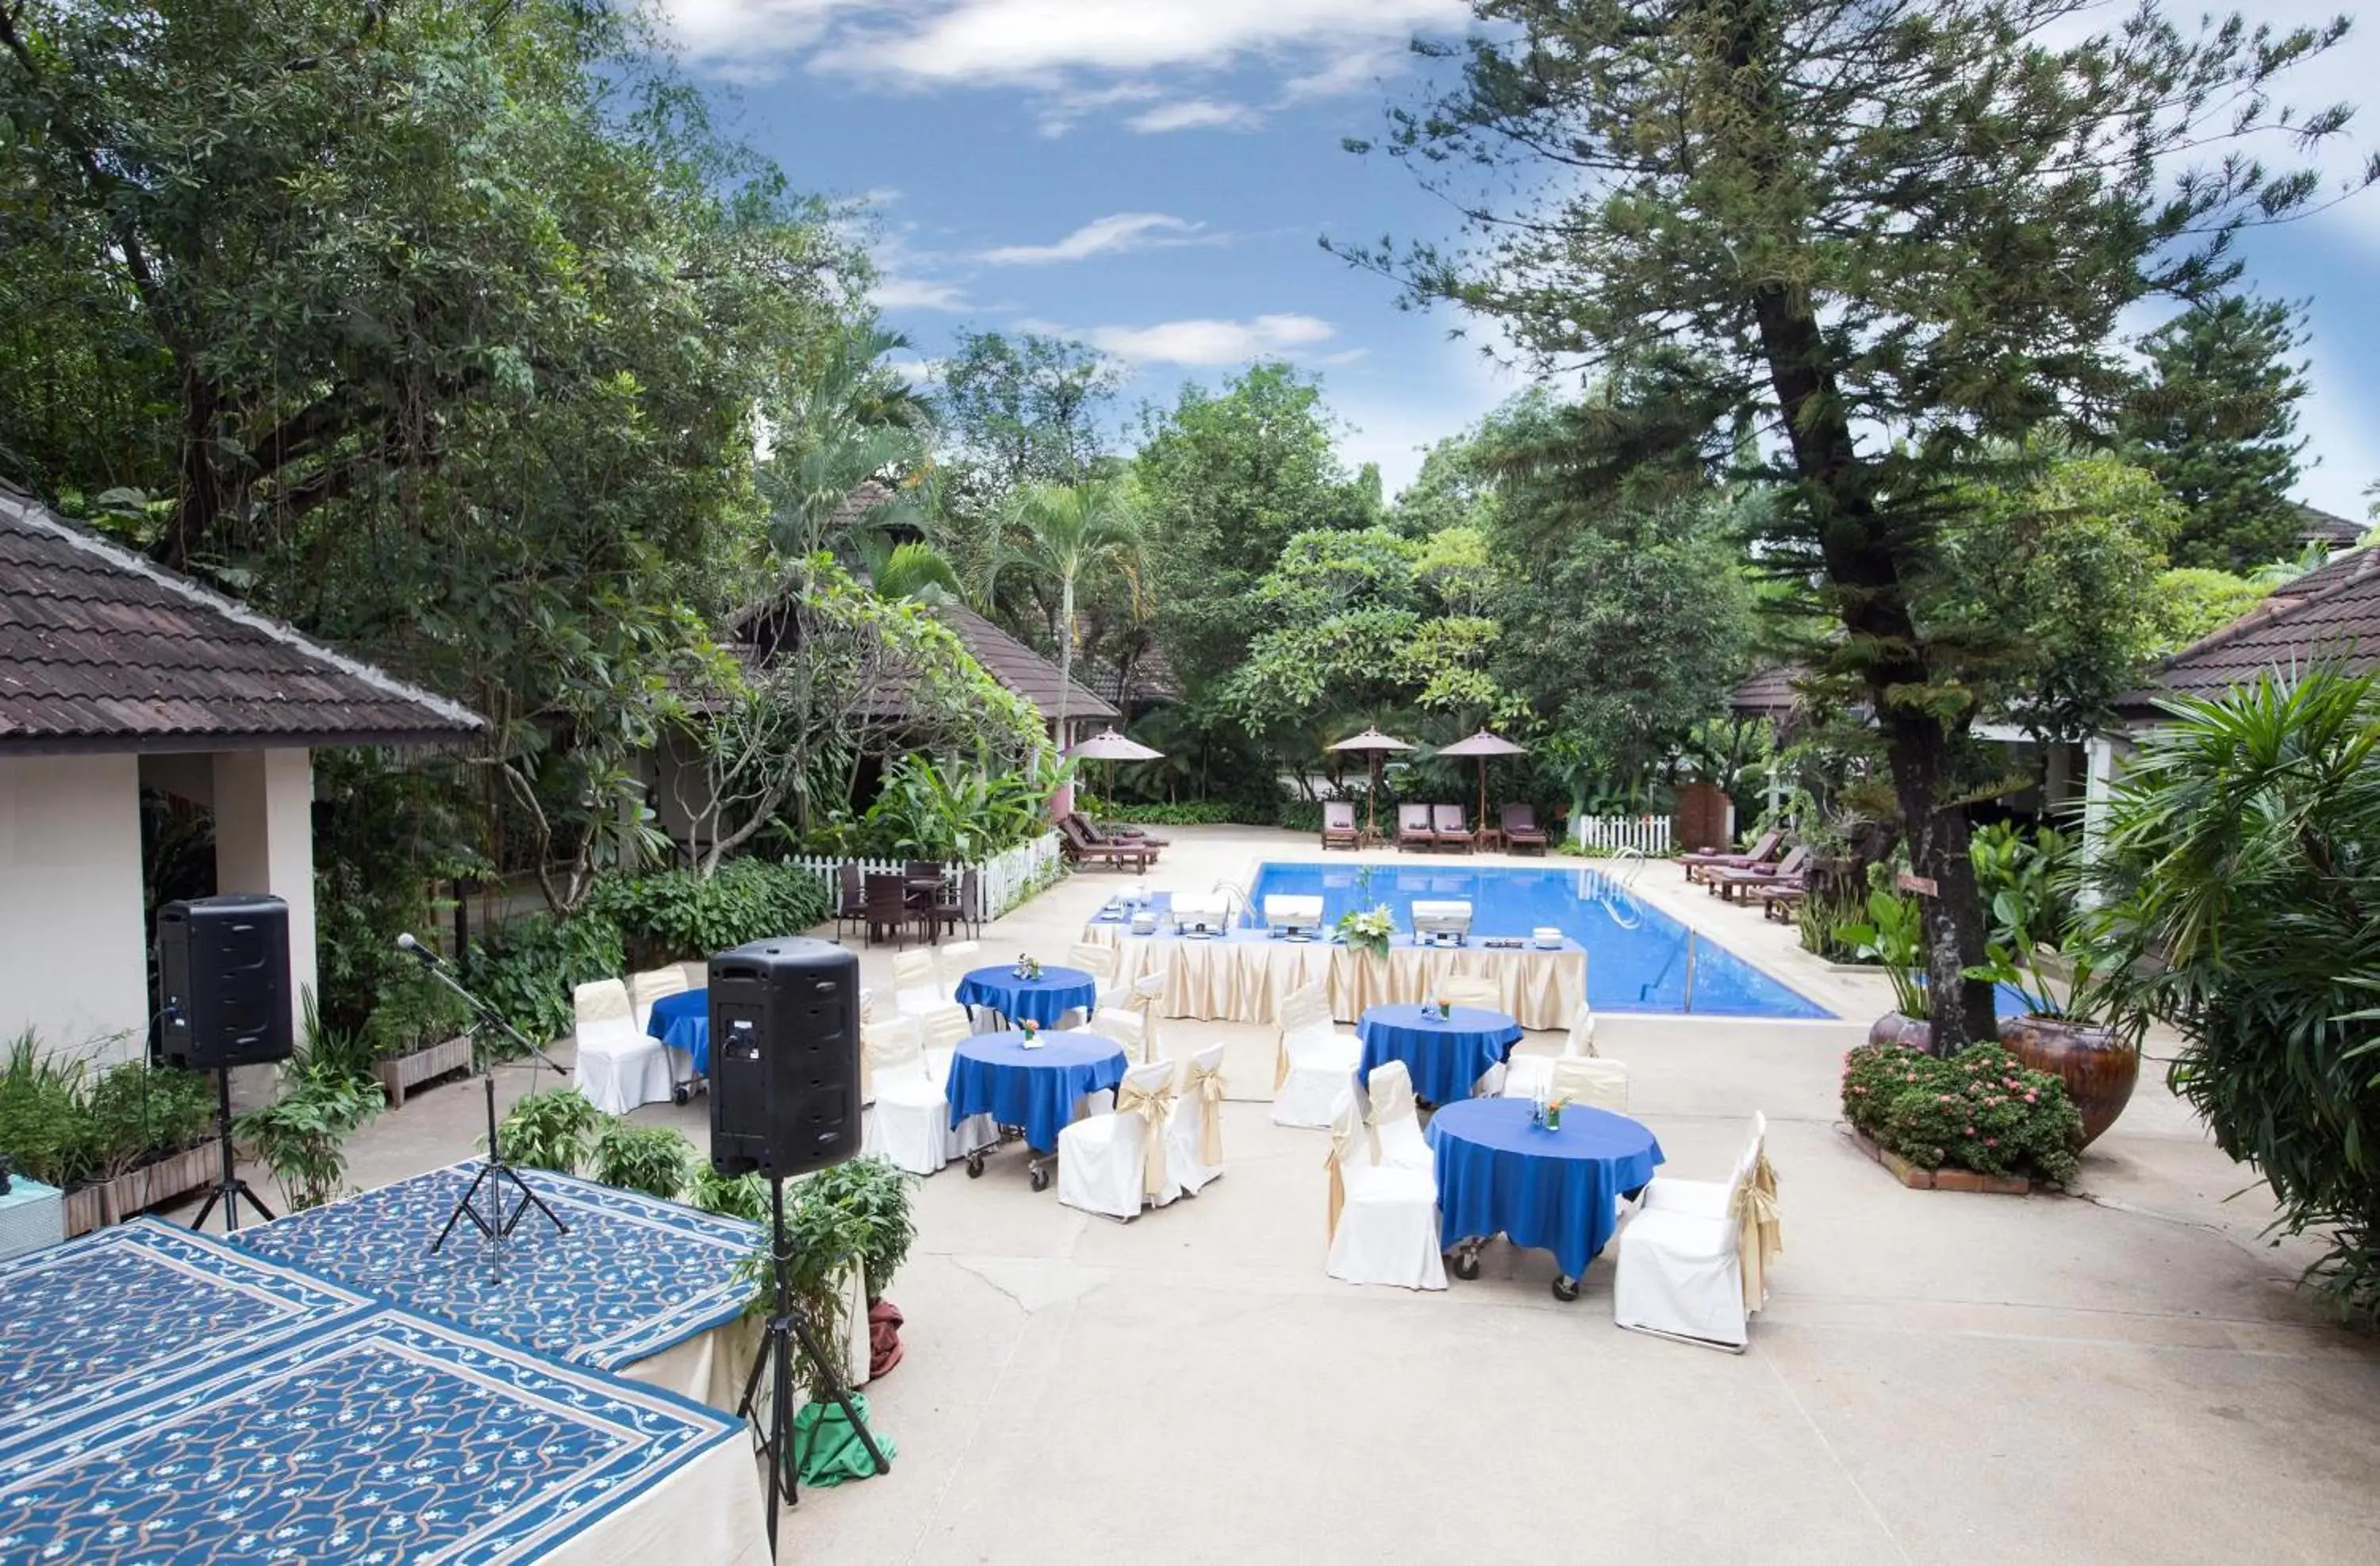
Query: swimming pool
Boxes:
[{"xmin": 1245, "ymin": 862, "xmax": 1834, "ymax": 1019}]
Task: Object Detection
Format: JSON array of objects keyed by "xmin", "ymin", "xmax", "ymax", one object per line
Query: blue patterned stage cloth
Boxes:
[
  {"xmin": 232, "ymin": 1161, "xmax": 761, "ymax": 1371},
  {"xmin": 0, "ymin": 1219, "xmax": 371, "ymax": 1465},
  {"xmin": 0, "ymin": 1307, "xmax": 743, "ymax": 1564}
]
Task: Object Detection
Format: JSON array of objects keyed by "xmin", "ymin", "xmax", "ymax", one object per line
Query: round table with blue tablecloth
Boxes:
[
  {"xmin": 1424, "ymin": 1097, "xmax": 1664, "ymax": 1295},
  {"xmin": 946, "ymin": 1031, "xmax": 1128, "ymax": 1164},
  {"xmin": 954, "ymin": 965, "xmax": 1099, "ymax": 1030},
  {"xmin": 1357, "ymin": 1003, "xmax": 1523, "ymax": 1104},
  {"xmin": 647, "ymin": 988, "xmax": 709, "ymax": 1077}
]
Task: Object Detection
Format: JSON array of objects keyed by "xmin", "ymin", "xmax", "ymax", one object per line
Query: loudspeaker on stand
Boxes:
[
  {"xmin": 158, "ymin": 894, "xmax": 293, "ymax": 1070},
  {"xmin": 708, "ymin": 937, "xmax": 862, "ymax": 1178}
]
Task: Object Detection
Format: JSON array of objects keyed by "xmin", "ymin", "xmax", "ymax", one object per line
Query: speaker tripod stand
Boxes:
[
  {"xmin": 737, "ymin": 1173, "xmax": 890, "ymax": 1554},
  {"xmin": 396, "ymin": 935, "xmax": 571, "ymax": 1253},
  {"xmin": 190, "ymin": 1065, "xmax": 274, "ymax": 1234}
]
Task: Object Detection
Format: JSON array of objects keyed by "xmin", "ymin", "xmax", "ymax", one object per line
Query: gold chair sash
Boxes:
[
  {"xmin": 1183, "ymin": 1060, "xmax": 1227, "ymax": 1165},
  {"xmin": 1728, "ymin": 1152, "xmax": 1783, "ymax": 1311},
  {"xmin": 1323, "ymin": 1103, "xmax": 1383, "ymax": 1239},
  {"xmin": 1115, "ymin": 1078, "xmax": 1176, "ymax": 1204}
]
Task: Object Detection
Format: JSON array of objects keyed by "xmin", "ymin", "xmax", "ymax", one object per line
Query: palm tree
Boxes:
[{"xmin": 1002, "ymin": 478, "xmax": 1147, "ymax": 739}]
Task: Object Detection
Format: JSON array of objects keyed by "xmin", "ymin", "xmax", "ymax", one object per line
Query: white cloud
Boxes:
[
  {"xmin": 1127, "ymin": 98, "xmax": 1262, "ymax": 134},
  {"xmin": 662, "ymin": 0, "xmax": 862, "ymax": 64},
  {"xmin": 977, "ymin": 213, "xmax": 1204, "ymax": 266},
  {"xmin": 802, "ymin": 1, "xmax": 1464, "ymax": 86},
  {"xmin": 870, "ymin": 274, "xmax": 969, "ymax": 311},
  {"xmin": 1279, "ymin": 47, "xmax": 1405, "ymax": 102},
  {"xmin": 1079, "ymin": 313, "xmax": 1345, "ymax": 366}
]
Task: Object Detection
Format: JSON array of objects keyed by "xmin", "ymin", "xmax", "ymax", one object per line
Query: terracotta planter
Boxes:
[
  {"xmin": 372, "ymin": 1034, "xmax": 475, "ymax": 1108},
  {"xmin": 1998, "ymin": 1014, "xmax": 2137, "ymax": 1149},
  {"xmin": 1868, "ymin": 1011, "xmax": 1933, "ymax": 1054}
]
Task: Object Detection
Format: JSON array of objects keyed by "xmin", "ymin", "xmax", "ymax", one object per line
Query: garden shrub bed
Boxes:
[
  {"xmin": 1841, "ymin": 1042, "xmax": 2083, "ymax": 1188},
  {"xmin": 1846, "ymin": 1127, "xmax": 2034, "ymax": 1194}
]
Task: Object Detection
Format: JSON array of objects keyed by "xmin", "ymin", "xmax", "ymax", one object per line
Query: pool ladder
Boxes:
[
  {"xmin": 1606, "ymin": 846, "xmax": 1651, "ymax": 889},
  {"xmin": 1638, "ymin": 928, "xmax": 1699, "ymax": 1011}
]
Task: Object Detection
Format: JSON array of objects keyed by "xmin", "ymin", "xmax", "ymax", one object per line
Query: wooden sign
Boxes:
[{"xmin": 1897, "ymin": 873, "xmax": 1939, "ymax": 897}]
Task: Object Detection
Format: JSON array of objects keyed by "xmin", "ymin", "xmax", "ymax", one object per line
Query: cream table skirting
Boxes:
[{"xmin": 1080, "ymin": 927, "xmax": 1585, "ymax": 1031}]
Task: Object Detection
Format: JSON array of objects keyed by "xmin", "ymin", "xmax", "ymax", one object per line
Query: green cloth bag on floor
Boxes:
[{"xmin": 793, "ymin": 1394, "xmax": 896, "ymax": 1487}]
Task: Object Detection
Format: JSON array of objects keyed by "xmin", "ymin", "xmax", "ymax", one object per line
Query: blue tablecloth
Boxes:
[
  {"xmin": 647, "ymin": 988, "xmax": 709, "ymax": 1075},
  {"xmin": 1425, "ymin": 1098, "xmax": 1664, "ymax": 1280},
  {"xmin": 1357, "ymin": 1003, "xmax": 1523, "ymax": 1103},
  {"xmin": 946, "ymin": 1031, "xmax": 1127, "ymax": 1153},
  {"xmin": 954, "ymin": 965, "xmax": 1099, "ymax": 1028}
]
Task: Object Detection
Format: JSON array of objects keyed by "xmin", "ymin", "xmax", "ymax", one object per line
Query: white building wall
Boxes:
[
  {"xmin": 213, "ymin": 748, "xmax": 317, "ymax": 1046},
  {"xmin": 0, "ymin": 754, "xmax": 149, "ymax": 1069}
]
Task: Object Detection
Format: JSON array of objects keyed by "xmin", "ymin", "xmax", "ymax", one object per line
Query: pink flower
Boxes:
[
  {"xmin": 2024, "ymin": 1092, "xmax": 2037, "ymax": 1103},
  {"xmin": 1937, "ymin": 1094, "xmax": 1953, "ymax": 1104},
  {"xmin": 1985, "ymin": 1137, "xmax": 1999, "ymax": 1148}
]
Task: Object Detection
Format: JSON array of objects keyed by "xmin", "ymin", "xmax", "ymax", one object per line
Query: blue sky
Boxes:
[{"xmin": 659, "ymin": 1, "xmax": 2379, "ymax": 517}]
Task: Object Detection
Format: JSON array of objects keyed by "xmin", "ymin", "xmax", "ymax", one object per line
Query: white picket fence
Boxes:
[
  {"xmin": 782, "ymin": 831, "xmax": 1061, "ymax": 923},
  {"xmin": 1572, "ymin": 813, "xmax": 1676, "ymax": 856}
]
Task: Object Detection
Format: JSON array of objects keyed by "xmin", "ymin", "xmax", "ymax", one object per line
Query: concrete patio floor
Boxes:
[{"xmin": 178, "ymin": 826, "xmax": 2380, "ymax": 1561}]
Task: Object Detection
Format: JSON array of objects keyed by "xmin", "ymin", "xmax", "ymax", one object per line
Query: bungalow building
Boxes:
[{"xmin": 0, "ymin": 482, "xmax": 481, "ymax": 1067}]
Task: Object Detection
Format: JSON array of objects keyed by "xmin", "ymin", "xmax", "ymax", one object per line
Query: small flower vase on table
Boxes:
[
  {"xmin": 1020, "ymin": 1019, "xmax": 1040, "ymax": 1048},
  {"xmin": 1544, "ymin": 1096, "xmax": 1565, "ymax": 1131}
]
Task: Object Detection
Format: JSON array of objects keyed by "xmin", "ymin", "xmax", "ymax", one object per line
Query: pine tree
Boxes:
[
  {"xmin": 2122, "ymin": 296, "xmax": 2310, "ymax": 571},
  {"xmin": 1340, "ymin": 0, "xmax": 2371, "ymax": 1047}
]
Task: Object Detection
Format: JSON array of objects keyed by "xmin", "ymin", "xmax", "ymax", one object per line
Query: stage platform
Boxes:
[
  {"xmin": 231, "ymin": 1161, "xmax": 763, "ymax": 1408},
  {"xmin": 0, "ymin": 1219, "xmax": 766, "ymax": 1563}
]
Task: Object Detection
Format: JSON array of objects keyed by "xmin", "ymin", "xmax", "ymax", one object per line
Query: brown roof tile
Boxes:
[
  {"xmin": 0, "ymin": 484, "xmax": 483, "ymax": 754},
  {"xmin": 2121, "ymin": 547, "xmax": 2380, "ymax": 714}
]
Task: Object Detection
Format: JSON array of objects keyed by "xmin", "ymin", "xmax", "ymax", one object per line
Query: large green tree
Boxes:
[
  {"xmin": 1345, "ymin": 0, "xmax": 2368, "ymax": 1047},
  {"xmin": 2119, "ymin": 294, "xmax": 2311, "ymax": 572},
  {"xmin": 933, "ymin": 329, "xmax": 1122, "ymax": 496},
  {"xmin": 0, "ymin": 0, "xmax": 858, "ymax": 909},
  {"xmin": 1000, "ymin": 478, "xmax": 1148, "ymax": 739}
]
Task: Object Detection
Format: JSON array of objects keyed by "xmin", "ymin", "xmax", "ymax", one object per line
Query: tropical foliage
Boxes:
[
  {"xmin": 1842, "ymin": 1043, "xmax": 2085, "ymax": 1185},
  {"xmin": 2080, "ymin": 671, "xmax": 2380, "ymax": 1322}
]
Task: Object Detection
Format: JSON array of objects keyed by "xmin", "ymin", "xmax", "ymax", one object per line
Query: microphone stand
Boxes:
[{"xmin": 397, "ymin": 937, "xmax": 570, "ymax": 1253}]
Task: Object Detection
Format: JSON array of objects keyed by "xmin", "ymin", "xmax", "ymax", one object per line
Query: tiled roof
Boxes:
[
  {"xmin": 1729, "ymin": 665, "xmax": 1804, "ymax": 718},
  {"xmin": 2291, "ymin": 502, "xmax": 2367, "ymax": 548},
  {"xmin": 0, "ymin": 483, "xmax": 483, "ymax": 754},
  {"xmin": 2121, "ymin": 547, "xmax": 2380, "ymax": 714},
  {"xmin": 1084, "ymin": 644, "xmax": 1180, "ymax": 708},
  {"xmin": 933, "ymin": 605, "xmax": 1118, "ymax": 724}
]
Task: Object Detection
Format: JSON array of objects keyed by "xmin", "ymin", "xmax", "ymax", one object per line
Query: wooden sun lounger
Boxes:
[
  {"xmin": 1710, "ymin": 845, "xmax": 1811, "ymax": 901},
  {"xmin": 1682, "ymin": 828, "xmax": 1783, "ymax": 883},
  {"xmin": 1430, "ymin": 804, "xmax": 1472, "ymax": 852},
  {"xmin": 1499, "ymin": 803, "xmax": 1549, "ymax": 854},
  {"xmin": 1395, "ymin": 804, "xmax": 1435, "ymax": 852},
  {"xmin": 1321, "ymin": 802, "xmax": 1361, "ymax": 850}
]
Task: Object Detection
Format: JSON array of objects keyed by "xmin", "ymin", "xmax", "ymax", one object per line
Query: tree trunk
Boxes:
[
  {"xmin": 1879, "ymin": 712, "xmax": 1997, "ymax": 1050},
  {"xmin": 1054, "ymin": 573, "xmax": 1075, "ymax": 743}
]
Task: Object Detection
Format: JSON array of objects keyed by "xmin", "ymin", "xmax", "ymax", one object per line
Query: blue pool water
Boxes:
[{"xmin": 1246, "ymin": 862, "xmax": 1834, "ymax": 1019}]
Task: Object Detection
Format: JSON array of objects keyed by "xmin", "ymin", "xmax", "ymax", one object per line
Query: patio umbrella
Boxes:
[
  {"xmin": 1067, "ymin": 726, "xmax": 1165, "ymax": 803},
  {"xmin": 1327, "ymin": 727, "xmax": 1415, "ymax": 844},
  {"xmin": 1437, "ymin": 729, "xmax": 1529, "ymax": 836}
]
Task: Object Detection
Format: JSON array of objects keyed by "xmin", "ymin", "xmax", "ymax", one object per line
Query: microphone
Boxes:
[{"xmin": 396, "ymin": 932, "xmax": 443, "ymax": 968}]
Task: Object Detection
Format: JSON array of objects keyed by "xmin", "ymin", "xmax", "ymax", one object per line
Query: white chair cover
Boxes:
[
  {"xmin": 892, "ymin": 950, "xmax": 941, "ymax": 1019},
  {"xmin": 1360, "ymin": 1059, "xmax": 1434, "ymax": 1172},
  {"xmin": 628, "ymin": 966, "xmax": 689, "ymax": 1029},
  {"xmin": 573, "ymin": 978, "xmax": 671, "ymax": 1116},
  {"xmin": 938, "ymin": 940, "xmax": 982, "ymax": 1000},
  {"xmin": 1058, "ymin": 1058, "xmax": 1182, "ymax": 1219},
  {"xmin": 1130, "ymin": 972, "xmax": 1166, "ymax": 1061},
  {"xmin": 1081, "ymin": 1007, "xmax": 1147, "ymax": 1063},
  {"xmin": 859, "ymin": 1018, "xmax": 991, "ymax": 1176},
  {"xmin": 677, "ymin": 959, "xmax": 711, "ymax": 992},
  {"xmin": 1323, "ymin": 1080, "xmax": 1445, "ymax": 1291},
  {"xmin": 1166, "ymin": 1042, "xmax": 1227, "ymax": 1196},
  {"xmin": 1614, "ymin": 1113, "xmax": 1775, "ymax": 1349},
  {"xmin": 1069, "ymin": 940, "xmax": 1120, "ymax": 1021},
  {"xmin": 1549, "ymin": 1056, "xmax": 1629, "ymax": 1113},
  {"xmin": 1502, "ymin": 1000, "xmax": 1596, "ymax": 1101},
  {"xmin": 1437, "ymin": 976, "xmax": 1500, "ymax": 1011},
  {"xmin": 1272, "ymin": 982, "xmax": 1361, "ymax": 1129}
]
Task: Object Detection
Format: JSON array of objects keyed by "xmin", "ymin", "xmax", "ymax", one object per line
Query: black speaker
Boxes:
[
  {"xmin": 157, "ymin": 894, "xmax": 294, "ymax": 1070},
  {"xmin": 708, "ymin": 937, "xmax": 862, "ymax": 1178}
]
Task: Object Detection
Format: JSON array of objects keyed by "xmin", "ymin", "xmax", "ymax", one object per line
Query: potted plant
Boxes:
[
  {"xmin": 234, "ymin": 1057, "xmax": 384, "ymax": 1212},
  {"xmin": 498, "ymin": 1087, "xmax": 604, "ymax": 1176},
  {"xmin": 1838, "ymin": 890, "xmax": 1933, "ymax": 1053},
  {"xmin": 364, "ymin": 973, "xmax": 475, "ymax": 1108},
  {"xmin": 1964, "ymin": 882, "xmax": 2140, "ymax": 1148},
  {"xmin": 85, "ymin": 1061, "xmax": 216, "ymax": 1222},
  {"xmin": 588, "ymin": 1121, "xmax": 694, "ymax": 1200}
]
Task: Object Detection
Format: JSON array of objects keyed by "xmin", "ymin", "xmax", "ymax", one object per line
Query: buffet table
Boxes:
[{"xmin": 1078, "ymin": 924, "xmax": 1585, "ymax": 1031}]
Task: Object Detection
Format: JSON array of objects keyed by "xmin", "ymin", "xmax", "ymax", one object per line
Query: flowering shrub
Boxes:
[{"xmin": 1841, "ymin": 1042, "xmax": 2084, "ymax": 1185}]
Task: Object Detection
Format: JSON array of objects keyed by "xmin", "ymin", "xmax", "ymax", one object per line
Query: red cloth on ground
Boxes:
[{"xmin": 868, "ymin": 1299, "xmax": 904, "ymax": 1380}]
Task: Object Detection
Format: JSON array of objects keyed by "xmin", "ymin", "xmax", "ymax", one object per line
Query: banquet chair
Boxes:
[
  {"xmin": 1068, "ymin": 941, "xmax": 1121, "ymax": 1023},
  {"xmin": 892, "ymin": 950, "xmax": 941, "ymax": 1019},
  {"xmin": 1502, "ymin": 1002, "xmax": 1598, "ymax": 1103},
  {"xmin": 1058, "ymin": 1057, "xmax": 1184, "ymax": 1220},
  {"xmin": 861, "ymin": 1018, "xmax": 950, "ymax": 1176},
  {"xmin": 1271, "ymin": 982, "xmax": 1362, "ymax": 1129},
  {"xmin": 914, "ymin": 1003, "xmax": 971, "ymax": 1084},
  {"xmin": 1549, "ymin": 1056, "xmax": 1630, "ymax": 1113},
  {"xmin": 1614, "ymin": 1112, "xmax": 1778, "ymax": 1351},
  {"xmin": 937, "ymin": 940, "xmax": 982, "ymax": 1003},
  {"xmin": 571, "ymin": 979, "xmax": 671, "ymax": 1116},
  {"xmin": 627, "ymin": 965, "xmax": 688, "ymax": 1030},
  {"xmin": 1323, "ymin": 1065, "xmax": 1446, "ymax": 1291},
  {"xmin": 676, "ymin": 959, "xmax": 710, "ymax": 992},
  {"xmin": 1077, "ymin": 1005, "xmax": 1147, "ymax": 1065},
  {"xmin": 1167, "ymin": 1042, "xmax": 1227, "ymax": 1196},
  {"xmin": 1354, "ymin": 1058, "xmax": 1435, "ymax": 1172}
]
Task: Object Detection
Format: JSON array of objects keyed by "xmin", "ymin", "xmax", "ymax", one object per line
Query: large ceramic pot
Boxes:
[
  {"xmin": 1998, "ymin": 1014, "xmax": 2138, "ymax": 1148},
  {"xmin": 1868, "ymin": 1011, "xmax": 1933, "ymax": 1054}
]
